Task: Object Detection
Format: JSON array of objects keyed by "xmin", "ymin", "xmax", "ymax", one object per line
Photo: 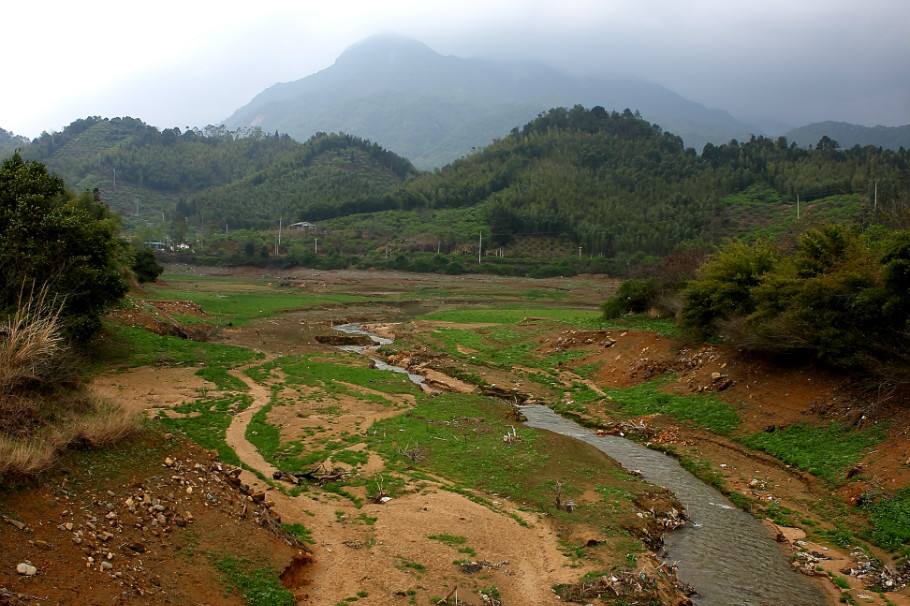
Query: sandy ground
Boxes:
[{"xmin": 90, "ymin": 366, "xmax": 218, "ymax": 415}]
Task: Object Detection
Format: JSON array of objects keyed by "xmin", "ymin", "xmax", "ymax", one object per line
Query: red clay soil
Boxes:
[{"xmin": 0, "ymin": 434, "xmax": 302, "ymax": 606}]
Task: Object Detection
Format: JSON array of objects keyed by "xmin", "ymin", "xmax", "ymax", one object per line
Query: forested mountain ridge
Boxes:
[
  {"xmin": 785, "ymin": 121, "xmax": 910, "ymax": 151},
  {"xmin": 224, "ymin": 34, "xmax": 755, "ymax": 168},
  {"xmin": 17, "ymin": 116, "xmax": 416, "ymax": 229},
  {"xmin": 355, "ymin": 106, "xmax": 910, "ymax": 261},
  {"xmin": 191, "ymin": 106, "xmax": 909, "ymax": 277},
  {"xmin": 12, "ymin": 108, "xmax": 910, "ymax": 277},
  {"xmin": 0, "ymin": 127, "xmax": 28, "ymax": 157}
]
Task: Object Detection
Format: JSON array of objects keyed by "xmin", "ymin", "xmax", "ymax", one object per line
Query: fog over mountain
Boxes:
[
  {"xmin": 785, "ymin": 121, "xmax": 910, "ymax": 151},
  {"xmin": 2, "ymin": 1, "xmax": 908, "ymax": 141},
  {"xmin": 225, "ymin": 35, "xmax": 754, "ymax": 167}
]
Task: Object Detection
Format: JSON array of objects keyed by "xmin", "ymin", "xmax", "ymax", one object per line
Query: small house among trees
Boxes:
[{"xmin": 289, "ymin": 221, "xmax": 317, "ymax": 231}]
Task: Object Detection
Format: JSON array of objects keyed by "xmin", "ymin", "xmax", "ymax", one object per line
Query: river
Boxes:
[{"xmin": 336, "ymin": 323, "xmax": 828, "ymax": 605}]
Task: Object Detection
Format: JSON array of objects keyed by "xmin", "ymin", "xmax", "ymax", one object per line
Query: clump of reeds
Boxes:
[{"xmin": 0, "ymin": 284, "xmax": 137, "ymax": 478}]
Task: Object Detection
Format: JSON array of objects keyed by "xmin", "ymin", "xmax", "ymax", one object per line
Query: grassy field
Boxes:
[
  {"xmin": 95, "ymin": 323, "xmax": 260, "ymax": 370},
  {"xmin": 422, "ymin": 307, "xmax": 680, "ymax": 336},
  {"xmin": 146, "ymin": 281, "xmax": 367, "ymax": 326}
]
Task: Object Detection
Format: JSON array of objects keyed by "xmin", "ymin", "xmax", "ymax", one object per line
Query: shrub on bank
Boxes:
[
  {"xmin": 680, "ymin": 225, "xmax": 910, "ymax": 373},
  {"xmin": 601, "ymin": 278, "xmax": 662, "ymax": 319}
]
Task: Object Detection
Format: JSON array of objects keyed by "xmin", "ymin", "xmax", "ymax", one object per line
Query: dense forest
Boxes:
[
  {"xmin": 10, "ymin": 108, "xmax": 910, "ymax": 276},
  {"xmin": 17, "ymin": 116, "xmax": 416, "ymax": 230},
  {"xmin": 327, "ymin": 106, "xmax": 910, "ymax": 262}
]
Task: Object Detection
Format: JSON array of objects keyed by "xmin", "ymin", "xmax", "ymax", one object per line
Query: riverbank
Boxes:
[{"xmin": 4, "ymin": 266, "xmax": 906, "ymax": 605}]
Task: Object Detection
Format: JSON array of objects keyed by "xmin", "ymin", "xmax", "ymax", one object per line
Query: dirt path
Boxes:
[{"xmin": 224, "ymin": 365, "xmax": 280, "ymax": 479}]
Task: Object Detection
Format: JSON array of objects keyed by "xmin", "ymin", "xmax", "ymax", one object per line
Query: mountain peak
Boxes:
[{"xmin": 335, "ymin": 34, "xmax": 440, "ymax": 67}]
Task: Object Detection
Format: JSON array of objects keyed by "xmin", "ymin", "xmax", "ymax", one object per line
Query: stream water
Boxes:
[
  {"xmin": 521, "ymin": 404, "xmax": 827, "ymax": 606},
  {"xmin": 335, "ymin": 323, "xmax": 827, "ymax": 605},
  {"xmin": 333, "ymin": 323, "xmax": 426, "ymax": 386}
]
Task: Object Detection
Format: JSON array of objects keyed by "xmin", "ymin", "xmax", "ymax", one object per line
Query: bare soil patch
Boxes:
[{"xmin": 90, "ymin": 367, "xmax": 216, "ymax": 416}]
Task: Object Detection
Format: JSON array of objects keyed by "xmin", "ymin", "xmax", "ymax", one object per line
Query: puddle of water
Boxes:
[{"xmin": 520, "ymin": 404, "xmax": 827, "ymax": 606}]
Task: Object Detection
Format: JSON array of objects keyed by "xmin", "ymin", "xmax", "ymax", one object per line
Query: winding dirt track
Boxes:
[{"xmin": 224, "ymin": 365, "xmax": 280, "ymax": 478}]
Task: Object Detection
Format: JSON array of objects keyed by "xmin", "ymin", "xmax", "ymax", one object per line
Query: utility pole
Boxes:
[
  {"xmin": 796, "ymin": 194, "xmax": 800, "ymax": 221},
  {"xmin": 437, "ymin": 240, "xmax": 441, "ymax": 255},
  {"xmin": 112, "ymin": 167, "xmax": 116, "ymax": 190},
  {"xmin": 478, "ymin": 232, "xmax": 483, "ymax": 264},
  {"xmin": 314, "ymin": 238, "xmax": 318, "ymax": 255},
  {"xmin": 275, "ymin": 217, "xmax": 282, "ymax": 255},
  {"xmin": 578, "ymin": 245, "xmax": 582, "ymax": 259},
  {"xmin": 874, "ymin": 179, "xmax": 879, "ymax": 211}
]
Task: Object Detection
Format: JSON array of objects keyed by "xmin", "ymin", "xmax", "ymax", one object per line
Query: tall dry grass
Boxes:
[
  {"xmin": 0, "ymin": 284, "xmax": 138, "ymax": 478},
  {"xmin": 0, "ymin": 284, "xmax": 64, "ymax": 394}
]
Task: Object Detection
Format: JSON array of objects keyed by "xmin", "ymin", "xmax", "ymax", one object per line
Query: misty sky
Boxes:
[{"xmin": 4, "ymin": 0, "xmax": 909, "ymax": 138}]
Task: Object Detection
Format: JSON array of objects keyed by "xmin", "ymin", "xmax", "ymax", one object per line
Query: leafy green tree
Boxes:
[
  {"xmin": 132, "ymin": 247, "xmax": 163, "ymax": 283},
  {"xmin": 0, "ymin": 153, "xmax": 129, "ymax": 340},
  {"xmin": 680, "ymin": 240, "xmax": 778, "ymax": 337}
]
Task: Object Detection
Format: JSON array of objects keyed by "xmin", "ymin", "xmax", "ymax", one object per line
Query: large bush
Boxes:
[
  {"xmin": 681, "ymin": 225, "xmax": 910, "ymax": 372},
  {"xmin": 0, "ymin": 153, "xmax": 129, "ymax": 340},
  {"xmin": 132, "ymin": 247, "xmax": 164, "ymax": 283},
  {"xmin": 601, "ymin": 278, "xmax": 661, "ymax": 318}
]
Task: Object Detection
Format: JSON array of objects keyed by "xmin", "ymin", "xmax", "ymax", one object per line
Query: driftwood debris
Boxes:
[{"xmin": 273, "ymin": 463, "xmax": 346, "ymax": 485}]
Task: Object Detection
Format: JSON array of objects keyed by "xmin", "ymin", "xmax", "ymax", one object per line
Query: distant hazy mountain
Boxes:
[
  {"xmin": 0, "ymin": 127, "xmax": 29, "ymax": 157},
  {"xmin": 785, "ymin": 121, "xmax": 910, "ymax": 150},
  {"xmin": 224, "ymin": 35, "xmax": 756, "ymax": 168}
]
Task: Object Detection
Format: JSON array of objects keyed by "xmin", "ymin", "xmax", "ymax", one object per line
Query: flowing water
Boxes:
[
  {"xmin": 335, "ymin": 323, "xmax": 827, "ymax": 605},
  {"xmin": 333, "ymin": 323, "xmax": 426, "ymax": 386},
  {"xmin": 521, "ymin": 404, "xmax": 827, "ymax": 606}
]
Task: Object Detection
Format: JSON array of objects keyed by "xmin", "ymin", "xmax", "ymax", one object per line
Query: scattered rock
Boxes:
[
  {"xmin": 2, "ymin": 515, "xmax": 26, "ymax": 531},
  {"xmin": 16, "ymin": 563, "xmax": 37, "ymax": 576}
]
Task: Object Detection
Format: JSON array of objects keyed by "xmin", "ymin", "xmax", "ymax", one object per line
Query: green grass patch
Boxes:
[
  {"xmin": 214, "ymin": 555, "xmax": 294, "ymax": 606},
  {"xmin": 366, "ymin": 392, "xmax": 647, "ymax": 529},
  {"xmin": 605, "ymin": 377, "xmax": 740, "ymax": 434},
  {"xmin": 741, "ymin": 423, "xmax": 885, "ymax": 483},
  {"xmin": 423, "ymin": 307, "xmax": 681, "ymax": 336},
  {"xmin": 281, "ymin": 523, "xmax": 315, "ymax": 544},
  {"xmin": 96, "ymin": 323, "xmax": 260, "ymax": 370},
  {"xmin": 277, "ymin": 354, "xmax": 422, "ymax": 396},
  {"xmin": 197, "ymin": 366, "xmax": 248, "ymax": 391},
  {"xmin": 865, "ymin": 489, "xmax": 910, "ymax": 552},
  {"xmin": 423, "ymin": 307, "xmax": 600, "ymax": 325},
  {"xmin": 159, "ymin": 395, "xmax": 250, "ymax": 466},
  {"xmin": 427, "ymin": 533, "xmax": 477, "ymax": 557},
  {"xmin": 395, "ymin": 557, "xmax": 426, "ymax": 574},
  {"xmin": 146, "ymin": 284, "xmax": 367, "ymax": 326},
  {"xmin": 246, "ymin": 402, "xmax": 283, "ymax": 461}
]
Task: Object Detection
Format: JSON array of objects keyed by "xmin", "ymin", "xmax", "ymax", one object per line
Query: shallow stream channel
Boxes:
[{"xmin": 334, "ymin": 323, "xmax": 828, "ymax": 605}]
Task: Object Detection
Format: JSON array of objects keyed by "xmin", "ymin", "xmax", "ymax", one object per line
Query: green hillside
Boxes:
[
  {"xmin": 20, "ymin": 117, "xmax": 416, "ymax": 232},
  {"xmin": 181, "ymin": 106, "xmax": 910, "ymax": 277},
  {"xmin": 319, "ymin": 106, "xmax": 907, "ymax": 264},
  {"xmin": 17, "ymin": 108, "xmax": 910, "ymax": 277}
]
